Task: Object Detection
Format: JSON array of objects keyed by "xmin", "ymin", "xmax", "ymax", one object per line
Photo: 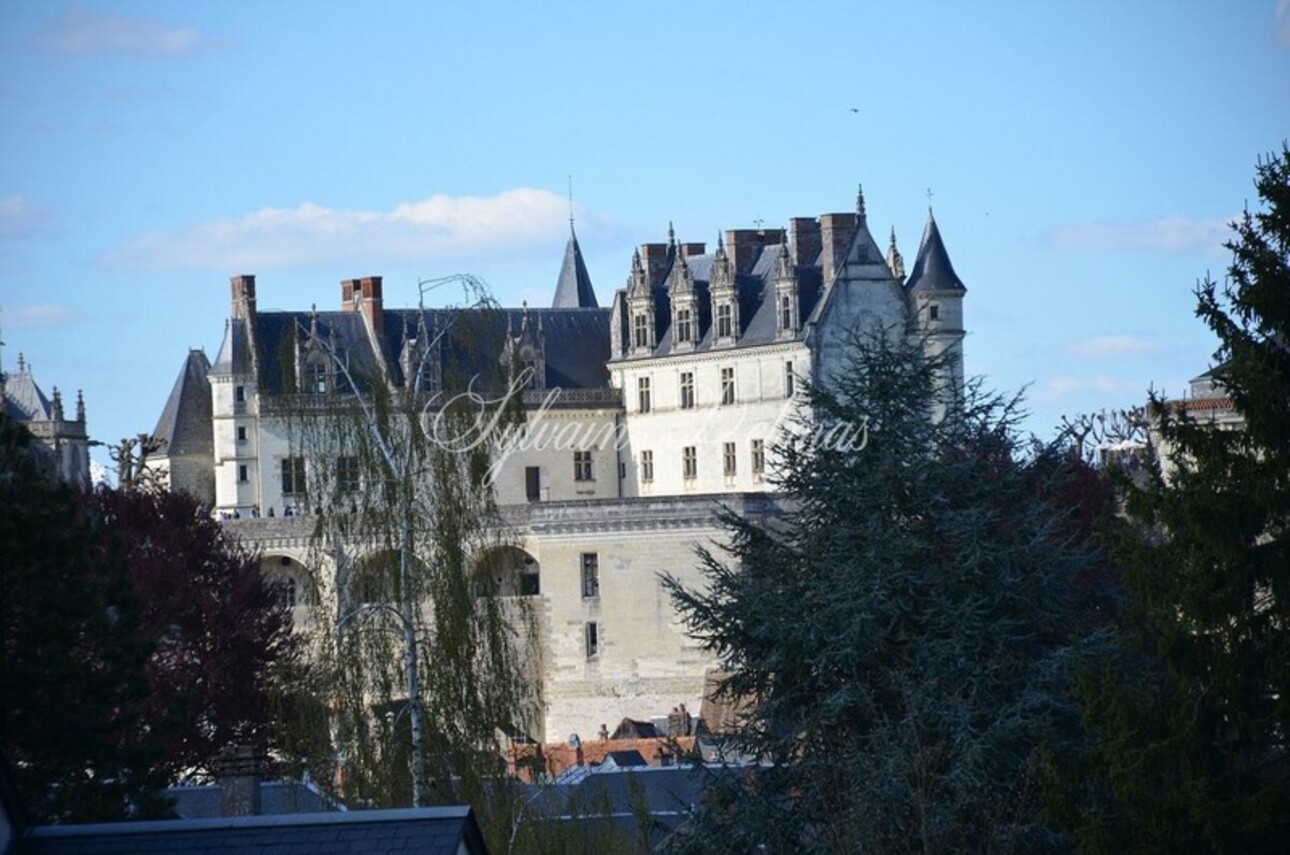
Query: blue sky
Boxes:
[{"xmin": 2, "ymin": 1, "xmax": 1288, "ymax": 469}]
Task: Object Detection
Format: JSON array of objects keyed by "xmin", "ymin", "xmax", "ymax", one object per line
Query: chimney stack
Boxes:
[
  {"xmin": 789, "ymin": 217, "xmax": 822, "ymax": 267},
  {"xmin": 345, "ymin": 276, "xmax": 384, "ymax": 338},
  {"xmin": 231, "ymin": 275, "xmax": 257, "ymax": 320},
  {"xmin": 819, "ymin": 213, "xmax": 858, "ymax": 284},
  {"xmin": 215, "ymin": 745, "xmax": 263, "ymax": 817},
  {"xmin": 639, "ymin": 244, "xmax": 670, "ymax": 289}
]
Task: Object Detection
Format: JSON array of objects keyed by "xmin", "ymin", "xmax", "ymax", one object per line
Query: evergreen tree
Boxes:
[
  {"xmin": 663, "ymin": 332, "xmax": 1109, "ymax": 853},
  {"xmin": 1061, "ymin": 146, "xmax": 1290, "ymax": 850}
]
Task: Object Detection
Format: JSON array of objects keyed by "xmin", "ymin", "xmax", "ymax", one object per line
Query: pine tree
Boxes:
[
  {"xmin": 663, "ymin": 331, "xmax": 1109, "ymax": 853},
  {"xmin": 1063, "ymin": 146, "xmax": 1290, "ymax": 849}
]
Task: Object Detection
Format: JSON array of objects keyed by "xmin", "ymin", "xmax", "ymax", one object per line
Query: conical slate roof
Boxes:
[
  {"xmin": 153, "ymin": 349, "xmax": 213, "ymax": 457},
  {"xmin": 2, "ymin": 356, "xmax": 52, "ymax": 421},
  {"xmin": 552, "ymin": 227, "xmax": 598, "ymax": 308},
  {"xmin": 905, "ymin": 211, "xmax": 966, "ymax": 294}
]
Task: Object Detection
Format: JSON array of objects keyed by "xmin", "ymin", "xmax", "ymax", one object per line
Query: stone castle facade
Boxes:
[
  {"xmin": 2, "ymin": 353, "xmax": 91, "ymax": 488},
  {"xmin": 150, "ymin": 187, "xmax": 968, "ymax": 742}
]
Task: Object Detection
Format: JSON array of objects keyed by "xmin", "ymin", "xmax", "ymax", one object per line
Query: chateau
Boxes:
[
  {"xmin": 1, "ymin": 353, "xmax": 91, "ymax": 488},
  {"xmin": 150, "ymin": 188, "xmax": 968, "ymax": 742}
]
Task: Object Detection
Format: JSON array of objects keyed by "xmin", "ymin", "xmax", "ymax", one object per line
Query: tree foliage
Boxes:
[
  {"xmin": 663, "ymin": 331, "xmax": 1111, "ymax": 853},
  {"xmin": 1060, "ymin": 145, "xmax": 1290, "ymax": 850},
  {"xmin": 1, "ymin": 414, "xmax": 295, "ymax": 822},
  {"xmin": 276, "ymin": 276, "xmax": 538, "ymax": 825}
]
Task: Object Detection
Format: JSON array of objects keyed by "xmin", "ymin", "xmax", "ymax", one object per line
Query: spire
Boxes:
[
  {"xmin": 904, "ymin": 210, "xmax": 966, "ymax": 294},
  {"xmin": 667, "ymin": 221, "xmax": 676, "ymax": 249},
  {"xmin": 887, "ymin": 226, "xmax": 905, "ymax": 281},
  {"xmin": 551, "ymin": 220, "xmax": 599, "ymax": 308},
  {"xmin": 76, "ymin": 389, "xmax": 85, "ymax": 422},
  {"xmin": 856, "ymin": 184, "xmax": 866, "ymax": 219}
]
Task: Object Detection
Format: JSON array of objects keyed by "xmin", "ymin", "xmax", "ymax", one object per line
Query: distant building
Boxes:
[
  {"xmin": 150, "ymin": 186, "xmax": 970, "ymax": 742},
  {"xmin": 1, "ymin": 353, "xmax": 90, "ymax": 488}
]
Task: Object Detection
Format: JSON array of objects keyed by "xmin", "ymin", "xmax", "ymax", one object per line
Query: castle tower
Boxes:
[{"xmin": 904, "ymin": 208, "xmax": 967, "ymax": 401}]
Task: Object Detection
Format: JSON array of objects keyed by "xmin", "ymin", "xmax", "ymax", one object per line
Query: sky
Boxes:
[{"xmin": 1, "ymin": 0, "xmax": 1288, "ymax": 471}]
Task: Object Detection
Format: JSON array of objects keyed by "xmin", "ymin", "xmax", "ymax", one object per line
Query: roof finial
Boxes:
[
  {"xmin": 889, "ymin": 226, "xmax": 897, "ymax": 249},
  {"xmin": 667, "ymin": 221, "xmax": 676, "ymax": 248},
  {"xmin": 76, "ymin": 389, "xmax": 85, "ymax": 422},
  {"xmin": 926, "ymin": 186, "xmax": 934, "ymax": 214},
  {"xmin": 567, "ymin": 174, "xmax": 575, "ymax": 233},
  {"xmin": 18, "ymin": 352, "xmax": 26, "ymax": 372},
  {"xmin": 856, "ymin": 184, "xmax": 866, "ymax": 218}
]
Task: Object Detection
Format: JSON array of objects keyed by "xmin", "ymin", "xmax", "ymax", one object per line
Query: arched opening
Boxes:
[
  {"xmin": 473, "ymin": 545, "xmax": 540, "ymax": 598},
  {"xmin": 261, "ymin": 554, "xmax": 310, "ymax": 610},
  {"xmin": 347, "ymin": 548, "xmax": 404, "ymax": 607}
]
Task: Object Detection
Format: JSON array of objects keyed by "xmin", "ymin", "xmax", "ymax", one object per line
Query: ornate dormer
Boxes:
[
  {"xmin": 887, "ymin": 227, "xmax": 906, "ymax": 283},
  {"xmin": 401, "ymin": 312, "xmax": 441, "ymax": 394},
  {"xmin": 709, "ymin": 234, "xmax": 740, "ymax": 346},
  {"xmin": 626, "ymin": 249, "xmax": 656, "ymax": 355},
  {"xmin": 507, "ymin": 304, "xmax": 546, "ymax": 391},
  {"xmin": 299, "ymin": 305, "xmax": 334, "ymax": 395},
  {"xmin": 667, "ymin": 250, "xmax": 699, "ymax": 352},
  {"xmin": 774, "ymin": 242, "xmax": 799, "ymax": 338}
]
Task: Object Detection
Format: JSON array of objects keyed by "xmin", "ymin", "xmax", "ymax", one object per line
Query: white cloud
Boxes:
[
  {"xmin": 34, "ymin": 7, "xmax": 221, "ymax": 58},
  {"xmin": 1064, "ymin": 334, "xmax": 1163, "ymax": 359},
  {"xmin": 4, "ymin": 304, "xmax": 79, "ymax": 330},
  {"xmin": 0, "ymin": 195, "xmax": 45, "ymax": 238},
  {"xmin": 1046, "ymin": 216, "xmax": 1230, "ymax": 255},
  {"xmin": 1044, "ymin": 375, "xmax": 1141, "ymax": 397},
  {"xmin": 103, "ymin": 189, "xmax": 599, "ymax": 272}
]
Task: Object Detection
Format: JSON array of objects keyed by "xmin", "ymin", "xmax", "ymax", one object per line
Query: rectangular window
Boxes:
[
  {"xmin": 238, "ymin": 464, "xmax": 249, "ymax": 484},
  {"xmin": 785, "ymin": 362, "xmax": 795, "ymax": 397},
  {"xmin": 779, "ymin": 294, "xmax": 793, "ymax": 331},
  {"xmin": 281, "ymin": 456, "xmax": 306, "ymax": 496},
  {"xmin": 234, "ymin": 385, "xmax": 245, "ymax": 403},
  {"xmin": 716, "ymin": 303, "xmax": 733, "ymax": 338},
  {"xmin": 581, "ymin": 553, "xmax": 600, "ymax": 599},
  {"xmin": 638, "ymin": 376, "xmax": 652, "ymax": 413},
  {"xmin": 752, "ymin": 440, "xmax": 765, "ymax": 481},
  {"xmin": 236, "ymin": 426, "xmax": 247, "ymax": 443},
  {"xmin": 721, "ymin": 367, "xmax": 735, "ymax": 405},
  {"xmin": 676, "ymin": 308, "xmax": 693, "ymax": 343},
  {"xmin": 308, "ymin": 362, "xmax": 328, "ymax": 394},
  {"xmin": 574, "ymin": 451, "xmax": 594, "ymax": 482},
  {"xmin": 585, "ymin": 621, "xmax": 599, "ymax": 658},
  {"xmin": 640, "ymin": 450, "xmax": 654, "ymax": 483},
  {"xmin": 336, "ymin": 456, "xmax": 360, "ymax": 494},
  {"xmin": 679, "ymin": 372, "xmax": 695, "ymax": 409},
  {"xmin": 723, "ymin": 442, "xmax": 737, "ymax": 477},
  {"xmin": 929, "ymin": 303, "xmax": 940, "ymax": 321},
  {"xmin": 682, "ymin": 446, "xmax": 697, "ymax": 480},
  {"xmin": 633, "ymin": 314, "xmax": 649, "ymax": 349},
  {"xmin": 525, "ymin": 466, "xmax": 541, "ymax": 501}
]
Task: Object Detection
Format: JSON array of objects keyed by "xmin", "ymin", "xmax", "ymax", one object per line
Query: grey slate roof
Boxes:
[
  {"xmin": 552, "ymin": 227, "xmax": 599, "ymax": 308},
  {"xmin": 16, "ymin": 806, "xmax": 487, "ymax": 855},
  {"xmin": 905, "ymin": 212, "xmax": 966, "ymax": 294},
  {"xmin": 2, "ymin": 362, "xmax": 52, "ymax": 422},
  {"xmin": 637, "ymin": 244, "xmax": 824, "ymax": 359},
  {"xmin": 153, "ymin": 350, "xmax": 213, "ymax": 458},
  {"xmin": 163, "ymin": 781, "xmax": 333, "ymax": 820}
]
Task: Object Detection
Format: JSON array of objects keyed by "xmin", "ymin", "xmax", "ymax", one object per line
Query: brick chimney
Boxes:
[
  {"xmin": 639, "ymin": 243, "xmax": 671, "ymax": 289},
  {"xmin": 354, "ymin": 276, "xmax": 384, "ymax": 338},
  {"xmin": 725, "ymin": 229, "xmax": 782, "ymax": 276},
  {"xmin": 789, "ymin": 217, "xmax": 822, "ymax": 267},
  {"xmin": 819, "ymin": 213, "xmax": 858, "ymax": 284},
  {"xmin": 231, "ymin": 275, "xmax": 257, "ymax": 320},
  {"xmin": 214, "ymin": 745, "xmax": 263, "ymax": 817},
  {"xmin": 340, "ymin": 278, "xmax": 360, "ymax": 310},
  {"xmin": 679, "ymin": 241, "xmax": 706, "ymax": 260}
]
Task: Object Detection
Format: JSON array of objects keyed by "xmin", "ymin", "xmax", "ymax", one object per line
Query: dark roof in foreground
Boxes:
[{"xmin": 15, "ymin": 806, "xmax": 487, "ymax": 855}]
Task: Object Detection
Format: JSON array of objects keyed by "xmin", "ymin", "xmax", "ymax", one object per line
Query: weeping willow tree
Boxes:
[{"xmin": 275, "ymin": 276, "xmax": 539, "ymax": 811}]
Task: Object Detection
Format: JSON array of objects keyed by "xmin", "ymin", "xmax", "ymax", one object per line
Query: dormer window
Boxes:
[
  {"xmin": 633, "ymin": 314, "xmax": 650, "ymax": 349},
  {"xmin": 779, "ymin": 295, "xmax": 793, "ymax": 332},
  {"xmin": 307, "ymin": 361, "xmax": 329, "ymax": 394},
  {"xmin": 675, "ymin": 308, "xmax": 693, "ymax": 344},
  {"xmin": 716, "ymin": 304, "xmax": 733, "ymax": 338}
]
